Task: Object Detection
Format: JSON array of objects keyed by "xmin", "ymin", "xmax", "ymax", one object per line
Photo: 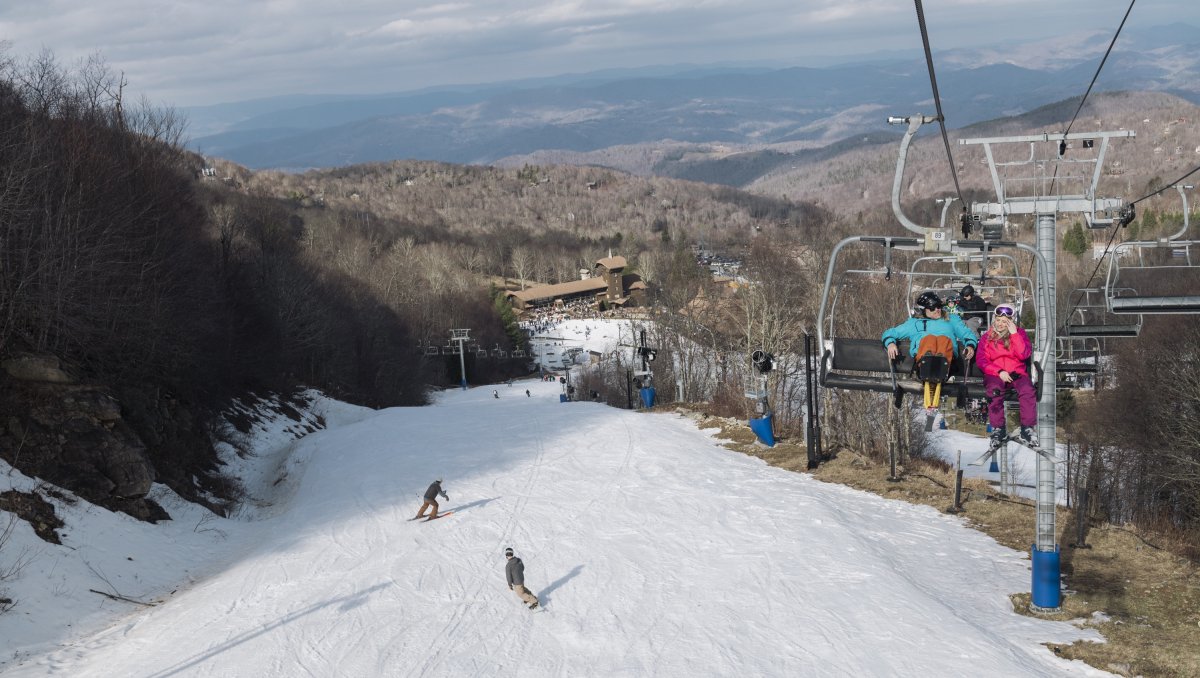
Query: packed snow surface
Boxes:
[{"xmin": 0, "ymin": 320, "xmax": 1109, "ymax": 677}]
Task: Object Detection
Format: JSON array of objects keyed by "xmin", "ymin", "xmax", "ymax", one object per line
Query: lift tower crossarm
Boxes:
[{"xmin": 959, "ymin": 130, "xmax": 1135, "ymax": 219}]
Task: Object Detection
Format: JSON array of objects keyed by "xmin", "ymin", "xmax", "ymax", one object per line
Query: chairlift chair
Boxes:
[
  {"xmin": 816, "ymin": 235, "xmax": 1050, "ymax": 409},
  {"xmin": 1063, "ymin": 288, "xmax": 1141, "ymax": 338},
  {"xmin": 1105, "ymin": 240, "xmax": 1200, "ymax": 314},
  {"xmin": 1054, "ymin": 337, "xmax": 1099, "ymax": 374},
  {"xmin": 1104, "ymin": 185, "xmax": 1200, "ymax": 314}
]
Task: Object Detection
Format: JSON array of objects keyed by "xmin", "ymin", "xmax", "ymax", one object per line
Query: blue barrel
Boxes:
[
  {"xmin": 639, "ymin": 387, "xmax": 656, "ymax": 409},
  {"xmin": 1031, "ymin": 544, "xmax": 1061, "ymax": 609},
  {"xmin": 748, "ymin": 414, "xmax": 776, "ymax": 447},
  {"xmin": 559, "ymin": 394, "xmax": 568, "ymax": 403}
]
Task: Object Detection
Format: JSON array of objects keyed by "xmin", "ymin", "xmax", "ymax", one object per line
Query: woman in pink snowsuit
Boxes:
[{"xmin": 976, "ymin": 304, "xmax": 1039, "ymax": 449}]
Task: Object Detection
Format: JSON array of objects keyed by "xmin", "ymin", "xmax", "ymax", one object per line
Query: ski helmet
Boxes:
[
  {"xmin": 916, "ymin": 291, "xmax": 944, "ymax": 311},
  {"xmin": 960, "ymin": 284, "xmax": 975, "ymax": 297},
  {"xmin": 504, "ymin": 547, "xmax": 514, "ymax": 557}
]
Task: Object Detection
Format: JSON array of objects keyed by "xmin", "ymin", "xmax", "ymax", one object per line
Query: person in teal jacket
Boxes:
[{"xmin": 882, "ymin": 291, "xmax": 977, "ymax": 362}]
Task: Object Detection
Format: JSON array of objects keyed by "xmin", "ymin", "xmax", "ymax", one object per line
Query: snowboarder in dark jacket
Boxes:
[
  {"xmin": 505, "ymin": 547, "xmax": 539, "ymax": 609},
  {"xmin": 415, "ymin": 479, "xmax": 448, "ymax": 519}
]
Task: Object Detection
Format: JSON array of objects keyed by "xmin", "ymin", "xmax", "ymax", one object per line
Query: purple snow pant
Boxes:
[{"xmin": 983, "ymin": 373, "xmax": 1037, "ymax": 429}]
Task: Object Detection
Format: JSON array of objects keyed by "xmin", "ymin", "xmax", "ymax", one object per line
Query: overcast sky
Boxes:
[{"xmin": 0, "ymin": 1, "xmax": 1191, "ymax": 107}]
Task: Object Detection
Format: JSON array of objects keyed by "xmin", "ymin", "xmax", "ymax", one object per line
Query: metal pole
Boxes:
[
  {"xmin": 626, "ymin": 369, "xmax": 633, "ymax": 409},
  {"xmin": 950, "ymin": 450, "xmax": 964, "ymax": 513},
  {"xmin": 805, "ymin": 334, "xmax": 819, "ymax": 469},
  {"xmin": 1033, "ymin": 212, "xmax": 1061, "ymax": 610},
  {"xmin": 458, "ymin": 341, "xmax": 468, "ymax": 390}
]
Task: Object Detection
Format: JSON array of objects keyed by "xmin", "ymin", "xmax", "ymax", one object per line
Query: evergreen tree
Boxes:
[
  {"xmin": 491, "ymin": 286, "xmax": 526, "ymax": 351},
  {"xmin": 1063, "ymin": 221, "xmax": 1088, "ymax": 256}
]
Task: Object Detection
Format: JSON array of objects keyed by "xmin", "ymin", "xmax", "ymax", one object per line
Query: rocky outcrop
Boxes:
[
  {"xmin": 0, "ymin": 359, "xmax": 167, "ymax": 523},
  {"xmin": 1, "ymin": 354, "xmax": 72, "ymax": 384}
]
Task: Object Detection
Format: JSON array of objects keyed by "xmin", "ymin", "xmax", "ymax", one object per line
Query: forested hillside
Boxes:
[{"xmin": 0, "ymin": 55, "xmax": 833, "ymax": 520}]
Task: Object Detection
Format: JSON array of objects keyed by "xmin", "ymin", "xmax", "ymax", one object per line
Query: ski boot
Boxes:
[
  {"xmin": 1019, "ymin": 426, "xmax": 1040, "ymax": 448},
  {"xmin": 987, "ymin": 427, "xmax": 1007, "ymax": 454}
]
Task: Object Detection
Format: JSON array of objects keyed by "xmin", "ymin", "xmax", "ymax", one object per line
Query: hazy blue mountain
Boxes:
[{"xmin": 188, "ymin": 25, "xmax": 1199, "ymax": 172}]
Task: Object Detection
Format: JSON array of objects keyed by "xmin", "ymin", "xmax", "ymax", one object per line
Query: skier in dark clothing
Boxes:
[
  {"xmin": 505, "ymin": 547, "xmax": 539, "ymax": 609},
  {"xmin": 958, "ymin": 285, "xmax": 991, "ymax": 333},
  {"xmin": 414, "ymin": 479, "xmax": 448, "ymax": 520}
]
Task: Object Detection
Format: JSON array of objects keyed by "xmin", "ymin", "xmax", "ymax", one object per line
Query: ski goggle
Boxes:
[{"xmin": 994, "ymin": 306, "xmax": 1015, "ymax": 318}]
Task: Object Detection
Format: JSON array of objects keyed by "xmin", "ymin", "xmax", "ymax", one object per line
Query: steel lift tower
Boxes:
[{"xmin": 959, "ymin": 129, "xmax": 1135, "ymax": 611}]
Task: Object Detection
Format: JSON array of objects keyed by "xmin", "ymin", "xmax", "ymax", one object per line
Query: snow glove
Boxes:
[{"xmin": 440, "ymin": 490, "xmax": 449, "ymax": 500}]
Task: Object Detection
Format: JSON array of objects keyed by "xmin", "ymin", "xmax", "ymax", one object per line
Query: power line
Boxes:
[{"xmin": 912, "ymin": 0, "xmax": 964, "ymax": 211}]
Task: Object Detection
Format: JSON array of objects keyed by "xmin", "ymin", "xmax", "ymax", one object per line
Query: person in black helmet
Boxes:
[
  {"xmin": 958, "ymin": 284, "xmax": 991, "ymax": 332},
  {"xmin": 882, "ymin": 291, "xmax": 977, "ymax": 362}
]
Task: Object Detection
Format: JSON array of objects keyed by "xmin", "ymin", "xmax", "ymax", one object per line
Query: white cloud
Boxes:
[{"xmin": 0, "ymin": 0, "xmax": 1189, "ymax": 106}]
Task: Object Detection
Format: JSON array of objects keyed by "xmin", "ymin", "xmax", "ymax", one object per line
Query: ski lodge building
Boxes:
[{"xmin": 506, "ymin": 256, "xmax": 647, "ymax": 313}]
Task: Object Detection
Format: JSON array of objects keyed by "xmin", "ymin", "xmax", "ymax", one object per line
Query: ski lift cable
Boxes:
[
  {"xmin": 913, "ymin": 0, "xmax": 965, "ymax": 211},
  {"xmin": 1063, "ymin": 167, "xmax": 1199, "ymax": 332},
  {"xmin": 1063, "ymin": 0, "xmax": 1136, "ymax": 140},
  {"xmin": 1128, "ymin": 164, "xmax": 1200, "ymax": 207},
  {"xmin": 1058, "ymin": 216, "xmax": 1125, "ymax": 336},
  {"xmin": 1048, "ymin": 0, "xmax": 1135, "ymax": 197}
]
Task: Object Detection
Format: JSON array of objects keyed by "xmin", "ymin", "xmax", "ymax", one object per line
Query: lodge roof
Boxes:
[{"xmin": 506, "ymin": 277, "xmax": 609, "ymax": 302}]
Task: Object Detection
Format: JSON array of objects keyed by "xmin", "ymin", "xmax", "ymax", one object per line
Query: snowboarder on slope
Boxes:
[
  {"xmin": 493, "ymin": 389, "xmax": 499, "ymax": 399},
  {"xmin": 505, "ymin": 547, "xmax": 539, "ymax": 610},
  {"xmin": 415, "ymin": 479, "xmax": 449, "ymax": 520}
]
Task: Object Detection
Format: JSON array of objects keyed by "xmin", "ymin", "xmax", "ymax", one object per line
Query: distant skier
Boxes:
[
  {"xmin": 414, "ymin": 479, "xmax": 448, "ymax": 520},
  {"xmin": 505, "ymin": 547, "xmax": 539, "ymax": 610},
  {"xmin": 525, "ymin": 389, "xmax": 531, "ymax": 397},
  {"xmin": 493, "ymin": 389, "xmax": 499, "ymax": 399}
]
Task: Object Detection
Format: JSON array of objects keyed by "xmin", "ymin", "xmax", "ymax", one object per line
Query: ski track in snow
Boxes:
[{"xmin": 0, "ymin": 321, "xmax": 1115, "ymax": 677}]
